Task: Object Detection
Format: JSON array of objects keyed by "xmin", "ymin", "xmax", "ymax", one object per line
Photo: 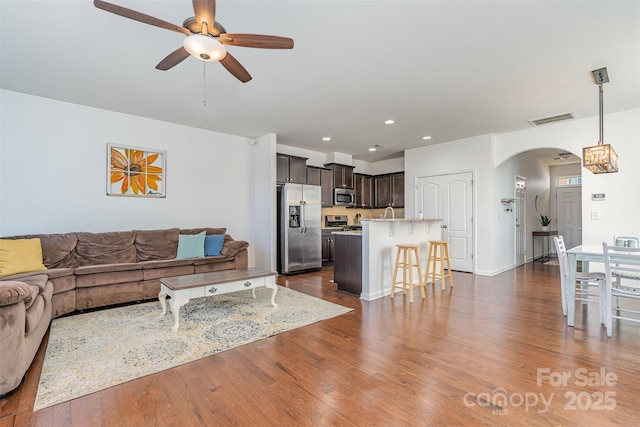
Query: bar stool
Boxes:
[
  {"xmin": 391, "ymin": 244, "xmax": 426, "ymax": 303},
  {"xmin": 426, "ymin": 240, "xmax": 454, "ymax": 290}
]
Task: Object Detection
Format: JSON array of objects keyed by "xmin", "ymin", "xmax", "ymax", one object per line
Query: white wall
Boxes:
[
  {"xmin": 404, "ymin": 108, "xmax": 639, "ymax": 275},
  {"xmin": 405, "ymin": 135, "xmax": 494, "ymax": 274},
  {"xmin": 502, "ymin": 152, "xmax": 553, "ymax": 263},
  {"xmin": 0, "ymin": 89, "xmax": 270, "ymax": 267},
  {"xmin": 495, "ymin": 109, "xmax": 640, "ymax": 246},
  {"xmin": 249, "ymin": 133, "xmax": 277, "ymax": 271}
]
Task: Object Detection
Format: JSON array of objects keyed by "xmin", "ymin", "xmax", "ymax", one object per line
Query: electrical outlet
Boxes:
[{"xmin": 591, "ymin": 211, "xmax": 599, "ymax": 220}]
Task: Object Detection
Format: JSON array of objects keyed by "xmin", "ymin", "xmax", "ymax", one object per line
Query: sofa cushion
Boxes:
[
  {"xmin": 0, "ymin": 267, "xmax": 73, "ymax": 281},
  {"xmin": 35, "ymin": 233, "xmax": 78, "ymax": 268},
  {"xmin": 0, "ymin": 238, "xmax": 47, "ymax": 277},
  {"xmin": 2, "ymin": 233, "xmax": 78, "ymax": 269},
  {"xmin": 221, "ymin": 240, "xmax": 249, "ymax": 258},
  {"xmin": 25, "ymin": 285, "xmax": 40, "ymax": 310},
  {"xmin": 142, "ymin": 264, "xmax": 194, "ymax": 281},
  {"xmin": 76, "ymin": 282, "xmax": 143, "ymax": 310},
  {"xmin": 74, "ymin": 263, "xmax": 142, "ymax": 275},
  {"xmin": 25, "ymin": 294, "xmax": 46, "ymax": 335},
  {"xmin": 75, "ymin": 264, "xmax": 143, "ymax": 288},
  {"xmin": 76, "ymin": 231, "xmax": 136, "ymax": 266},
  {"xmin": 192, "ymin": 256, "xmax": 233, "ymax": 265},
  {"xmin": 180, "ymin": 227, "xmax": 226, "ymax": 236},
  {"xmin": 17, "ymin": 274, "xmax": 49, "ymax": 292},
  {"xmin": 138, "ymin": 258, "xmax": 195, "ymax": 269},
  {"xmin": 176, "ymin": 232, "xmax": 206, "ymax": 259},
  {"xmin": 204, "ymin": 234, "xmax": 225, "ymax": 256},
  {"xmin": 0, "ymin": 281, "xmax": 32, "ymax": 306},
  {"xmin": 135, "ymin": 228, "xmax": 180, "ymax": 262}
]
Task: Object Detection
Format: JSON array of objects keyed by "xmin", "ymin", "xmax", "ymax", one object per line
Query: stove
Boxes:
[
  {"xmin": 325, "ymin": 215, "xmax": 348, "ymax": 228},
  {"xmin": 325, "ymin": 215, "xmax": 362, "ymax": 231}
]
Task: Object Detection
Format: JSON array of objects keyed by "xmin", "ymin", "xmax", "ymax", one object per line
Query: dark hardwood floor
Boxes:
[{"xmin": 2, "ymin": 262, "xmax": 639, "ymax": 426}]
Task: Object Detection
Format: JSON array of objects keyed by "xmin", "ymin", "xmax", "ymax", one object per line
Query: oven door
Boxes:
[{"xmin": 334, "ymin": 189, "xmax": 356, "ymax": 206}]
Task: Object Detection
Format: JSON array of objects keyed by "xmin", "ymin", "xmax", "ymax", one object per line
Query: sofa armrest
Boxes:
[
  {"xmin": 0, "ymin": 281, "xmax": 32, "ymax": 307},
  {"xmin": 221, "ymin": 240, "xmax": 249, "ymax": 258}
]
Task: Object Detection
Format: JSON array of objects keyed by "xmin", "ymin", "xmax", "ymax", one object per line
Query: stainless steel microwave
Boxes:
[{"xmin": 334, "ymin": 188, "xmax": 356, "ymax": 207}]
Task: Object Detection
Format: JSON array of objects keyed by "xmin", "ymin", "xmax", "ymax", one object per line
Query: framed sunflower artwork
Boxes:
[{"xmin": 107, "ymin": 144, "xmax": 166, "ymax": 197}]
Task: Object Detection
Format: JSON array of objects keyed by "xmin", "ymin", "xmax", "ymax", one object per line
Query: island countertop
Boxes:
[
  {"xmin": 362, "ymin": 218, "xmax": 441, "ymax": 223},
  {"xmin": 330, "ymin": 230, "xmax": 363, "ymax": 236}
]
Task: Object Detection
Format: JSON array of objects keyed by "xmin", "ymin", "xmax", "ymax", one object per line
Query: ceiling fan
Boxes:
[{"xmin": 94, "ymin": 0, "xmax": 294, "ymax": 83}]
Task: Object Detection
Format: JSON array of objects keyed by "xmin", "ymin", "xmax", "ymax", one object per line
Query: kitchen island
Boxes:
[
  {"xmin": 332, "ymin": 219, "xmax": 443, "ymax": 300},
  {"xmin": 332, "ymin": 231, "xmax": 363, "ymax": 295}
]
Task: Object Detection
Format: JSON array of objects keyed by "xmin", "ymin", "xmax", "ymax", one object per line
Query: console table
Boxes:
[{"xmin": 532, "ymin": 230, "xmax": 558, "ymax": 262}]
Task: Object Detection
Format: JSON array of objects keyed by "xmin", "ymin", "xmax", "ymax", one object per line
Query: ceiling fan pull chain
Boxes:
[{"xmin": 202, "ymin": 61, "xmax": 207, "ymax": 106}]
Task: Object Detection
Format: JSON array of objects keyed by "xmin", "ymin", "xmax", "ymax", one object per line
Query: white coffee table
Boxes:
[{"xmin": 158, "ymin": 268, "xmax": 278, "ymax": 331}]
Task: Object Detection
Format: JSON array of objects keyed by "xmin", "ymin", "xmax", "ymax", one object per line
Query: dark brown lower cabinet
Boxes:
[
  {"xmin": 322, "ymin": 232, "xmax": 334, "ymax": 264},
  {"xmin": 333, "ymin": 234, "xmax": 362, "ymax": 295}
]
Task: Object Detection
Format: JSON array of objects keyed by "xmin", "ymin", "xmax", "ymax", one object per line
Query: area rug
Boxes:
[
  {"xmin": 543, "ymin": 259, "xmax": 559, "ymax": 266},
  {"xmin": 34, "ymin": 286, "xmax": 352, "ymax": 411}
]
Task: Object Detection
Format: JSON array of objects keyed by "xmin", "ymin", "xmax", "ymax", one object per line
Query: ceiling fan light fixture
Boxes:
[{"xmin": 183, "ymin": 34, "xmax": 227, "ymax": 61}]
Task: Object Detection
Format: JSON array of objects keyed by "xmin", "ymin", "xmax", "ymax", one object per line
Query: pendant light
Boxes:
[{"xmin": 582, "ymin": 67, "xmax": 619, "ymax": 174}]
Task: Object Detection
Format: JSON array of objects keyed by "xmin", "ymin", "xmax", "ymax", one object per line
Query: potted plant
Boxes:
[{"xmin": 539, "ymin": 214, "xmax": 551, "ymax": 231}]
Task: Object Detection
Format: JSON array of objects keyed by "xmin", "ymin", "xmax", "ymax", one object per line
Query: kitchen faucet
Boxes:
[{"xmin": 383, "ymin": 206, "xmax": 395, "ymax": 219}]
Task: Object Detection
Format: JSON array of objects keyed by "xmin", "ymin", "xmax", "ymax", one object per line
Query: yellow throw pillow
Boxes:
[{"xmin": 0, "ymin": 238, "xmax": 47, "ymax": 277}]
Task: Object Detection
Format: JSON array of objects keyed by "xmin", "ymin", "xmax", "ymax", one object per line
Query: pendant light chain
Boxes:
[{"xmin": 202, "ymin": 61, "xmax": 207, "ymax": 106}]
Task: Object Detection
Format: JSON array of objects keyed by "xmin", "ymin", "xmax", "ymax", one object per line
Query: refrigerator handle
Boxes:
[{"xmin": 300, "ymin": 201, "xmax": 306, "ymax": 233}]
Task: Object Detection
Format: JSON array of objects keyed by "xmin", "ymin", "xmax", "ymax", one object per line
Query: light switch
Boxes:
[{"xmin": 591, "ymin": 211, "xmax": 599, "ymax": 220}]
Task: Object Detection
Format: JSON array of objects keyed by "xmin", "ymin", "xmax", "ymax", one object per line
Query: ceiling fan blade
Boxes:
[
  {"xmin": 219, "ymin": 53, "xmax": 252, "ymax": 83},
  {"xmin": 192, "ymin": 0, "xmax": 219, "ymax": 36},
  {"xmin": 219, "ymin": 34, "xmax": 294, "ymax": 49},
  {"xmin": 94, "ymin": 0, "xmax": 190, "ymax": 36},
  {"xmin": 156, "ymin": 47, "xmax": 191, "ymax": 71}
]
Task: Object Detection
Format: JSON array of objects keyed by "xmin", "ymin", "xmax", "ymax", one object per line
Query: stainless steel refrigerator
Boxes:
[{"xmin": 277, "ymin": 184, "xmax": 322, "ymax": 274}]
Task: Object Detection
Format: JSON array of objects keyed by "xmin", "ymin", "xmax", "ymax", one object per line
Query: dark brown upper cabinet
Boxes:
[
  {"xmin": 354, "ymin": 173, "xmax": 374, "ymax": 209},
  {"xmin": 277, "ymin": 154, "xmax": 307, "ymax": 184},
  {"xmin": 375, "ymin": 172, "xmax": 404, "ymax": 208},
  {"xmin": 324, "ymin": 163, "xmax": 355, "ymax": 189}
]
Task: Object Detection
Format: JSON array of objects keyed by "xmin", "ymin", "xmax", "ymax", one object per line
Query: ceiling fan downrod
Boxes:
[{"xmin": 202, "ymin": 61, "xmax": 207, "ymax": 106}]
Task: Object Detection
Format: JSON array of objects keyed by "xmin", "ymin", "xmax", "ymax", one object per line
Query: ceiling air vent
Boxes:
[{"xmin": 528, "ymin": 112, "xmax": 577, "ymax": 126}]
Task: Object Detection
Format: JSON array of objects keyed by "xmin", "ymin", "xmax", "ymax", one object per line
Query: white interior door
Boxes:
[
  {"xmin": 515, "ymin": 178, "xmax": 526, "ymax": 266},
  {"xmin": 416, "ymin": 172, "xmax": 473, "ymax": 272},
  {"xmin": 556, "ymin": 186, "xmax": 582, "ymax": 250}
]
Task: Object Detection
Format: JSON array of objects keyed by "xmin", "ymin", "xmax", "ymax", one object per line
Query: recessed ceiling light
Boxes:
[
  {"xmin": 322, "ymin": 137, "xmax": 331, "ymax": 141},
  {"xmin": 384, "ymin": 119, "xmax": 395, "ymax": 125},
  {"xmin": 422, "ymin": 136, "xmax": 432, "ymax": 140},
  {"xmin": 369, "ymin": 147, "xmax": 377, "ymax": 151}
]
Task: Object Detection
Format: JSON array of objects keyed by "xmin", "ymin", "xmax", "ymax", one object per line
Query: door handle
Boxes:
[
  {"xmin": 442, "ymin": 225, "xmax": 448, "ymax": 229},
  {"xmin": 299, "ymin": 201, "xmax": 306, "ymax": 233}
]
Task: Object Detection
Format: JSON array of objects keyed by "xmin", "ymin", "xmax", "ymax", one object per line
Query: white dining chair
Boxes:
[
  {"xmin": 553, "ymin": 235, "xmax": 606, "ymax": 321},
  {"xmin": 602, "ymin": 242, "xmax": 640, "ymax": 337},
  {"xmin": 613, "ymin": 236, "xmax": 639, "ymax": 248}
]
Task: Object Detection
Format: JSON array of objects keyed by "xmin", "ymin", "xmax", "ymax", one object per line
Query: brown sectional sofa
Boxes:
[{"xmin": 0, "ymin": 227, "xmax": 248, "ymax": 396}]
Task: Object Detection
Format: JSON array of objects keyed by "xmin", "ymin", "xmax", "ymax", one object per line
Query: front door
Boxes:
[
  {"xmin": 556, "ymin": 186, "xmax": 582, "ymax": 250},
  {"xmin": 416, "ymin": 172, "xmax": 473, "ymax": 272}
]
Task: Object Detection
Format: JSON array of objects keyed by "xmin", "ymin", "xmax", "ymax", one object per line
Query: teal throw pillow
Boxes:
[
  {"xmin": 204, "ymin": 234, "xmax": 225, "ymax": 257},
  {"xmin": 176, "ymin": 231, "xmax": 206, "ymax": 259}
]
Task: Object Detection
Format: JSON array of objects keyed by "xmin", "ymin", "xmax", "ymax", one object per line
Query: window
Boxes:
[{"xmin": 556, "ymin": 176, "xmax": 582, "ymax": 186}]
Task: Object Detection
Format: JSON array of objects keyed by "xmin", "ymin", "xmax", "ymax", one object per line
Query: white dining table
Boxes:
[{"xmin": 566, "ymin": 244, "xmax": 640, "ymax": 326}]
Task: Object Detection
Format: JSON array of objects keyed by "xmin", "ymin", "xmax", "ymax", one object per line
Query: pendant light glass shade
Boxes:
[
  {"xmin": 583, "ymin": 144, "xmax": 618, "ymax": 174},
  {"xmin": 183, "ymin": 34, "xmax": 227, "ymax": 62}
]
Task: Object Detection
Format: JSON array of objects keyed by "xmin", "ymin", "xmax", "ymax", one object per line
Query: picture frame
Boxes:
[{"xmin": 107, "ymin": 143, "xmax": 166, "ymax": 197}]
